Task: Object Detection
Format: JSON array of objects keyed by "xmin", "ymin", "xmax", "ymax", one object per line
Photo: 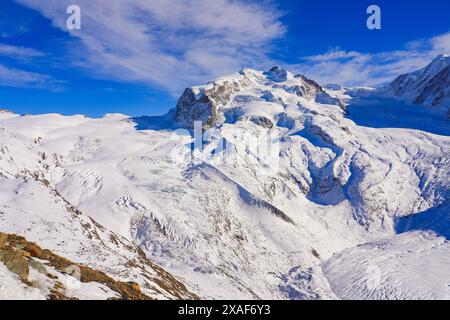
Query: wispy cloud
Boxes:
[
  {"xmin": 0, "ymin": 43, "xmax": 57, "ymax": 90},
  {"xmin": 0, "ymin": 63, "xmax": 62, "ymax": 90},
  {"xmin": 0, "ymin": 44, "xmax": 45, "ymax": 59},
  {"xmin": 12, "ymin": 0, "xmax": 450, "ymax": 91},
  {"xmin": 431, "ymin": 32, "xmax": 450, "ymax": 53},
  {"xmin": 303, "ymin": 50, "xmax": 362, "ymax": 62},
  {"xmin": 17, "ymin": 0, "xmax": 284, "ymax": 94},
  {"xmin": 294, "ymin": 32, "xmax": 450, "ymax": 87}
]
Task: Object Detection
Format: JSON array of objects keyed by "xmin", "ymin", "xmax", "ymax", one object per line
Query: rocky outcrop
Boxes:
[
  {"xmin": 0, "ymin": 232, "xmax": 153, "ymax": 300},
  {"xmin": 248, "ymin": 115, "xmax": 274, "ymax": 129},
  {"xmin": 175, "ymin": 77, "xmax": 249, "ymax": 129},
  {"xmin": 292, "ymin": 75, "xmax": 345, "ymax": 108},
  {"xmin": 0, "ymin": 246, "xmax": 30, "ymax": 281},
  {"xmin": 265, "ymin": 67, "xmax": 328, "ymax": 101},
  {"xmin": 175, "ymin": 88, "xmax": 218, "ymax": 130},
  {"xmin": 292, "ymin": 74, "xmax": 324, "ymax": 99}
]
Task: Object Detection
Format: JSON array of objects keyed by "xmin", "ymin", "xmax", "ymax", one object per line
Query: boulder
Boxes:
[{"xmin": 0, "ymin": 248, "xmax": 30, "ymax": 281}]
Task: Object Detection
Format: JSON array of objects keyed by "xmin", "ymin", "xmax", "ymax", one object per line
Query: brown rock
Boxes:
[
  {"xmin": 128, "ymin": 282, "xmax": 141, "ymax": 294},
  {"xmin": 19, "ymin": 249, "xmax": 31, "ymax": 258},
  {"xmin": 26, "ymin": 243, "xmax": 43, "ymax": 257},
  {"xmin": 0, "ymin": 233, "xmax": 8, "ymax": 248}
]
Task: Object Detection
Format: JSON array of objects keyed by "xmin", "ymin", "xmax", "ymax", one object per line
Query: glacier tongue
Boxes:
[
  {"xmin": 0, "ymin": 63, "xmax": 449, "ymax": 300},
  {"xmin": 323, "ymin": 232, "xmax": 450, "ymax": 300}
]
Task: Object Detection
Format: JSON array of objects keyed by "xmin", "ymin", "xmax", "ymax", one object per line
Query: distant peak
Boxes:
[
  {"xmin": 430, "ymin": 54, "xmax": 450, "ymax": 65},
  {"xmin": 386, "ymin": 55, "xmax": 450, "ymax": 111}
]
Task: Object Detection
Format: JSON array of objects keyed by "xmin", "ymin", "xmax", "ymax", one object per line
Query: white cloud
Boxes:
[
  {"xmin": 12, "ymin": 1, "xmax": 450, "ymax": 91},
  {"xmin": 293, "ymin": 32, "xmax": 450, "ymax": 87},
  {"xmin": 304, "ymin": 50, "xmax": 362, "ymax": 62},
  {"xmin": 431, "ymin": 33, "xmax": 450, "ymax": 53},
  {"xmin": 0, "ymin": 44, "xmax": 56, "ymax": 90},
  {"xmin": 0, "ymin": 44, "xmax": 45, "ymax": 59},
  {"xmin": 0, "ymin": 63, "xmax": 61, "ymax": 90},
  {"xmin": 17, "ymin": 0, "xmax": 284, "ymax": 94},
  {"xmin": 0, "ymin": 44, "xmax": 58, "ymax": 90}
]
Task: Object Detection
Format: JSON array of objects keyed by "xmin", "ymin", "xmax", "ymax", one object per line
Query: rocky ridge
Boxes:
[{"xmin": 385, "ymin": 55, "xmax": 450, "ymax": 117}]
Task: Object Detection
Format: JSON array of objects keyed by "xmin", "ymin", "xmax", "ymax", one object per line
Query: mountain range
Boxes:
[{"xmin": 0, "ymin": 56, "xmax": 449, "ymax": 300}]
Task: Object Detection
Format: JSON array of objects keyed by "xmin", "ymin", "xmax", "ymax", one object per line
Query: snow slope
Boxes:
[
  {"xmin": 0, "ymin": 61, "xmax": 449, "ymax": 300},
  {"xmin": 323, "ymin": 232, "xmax": 450, "ymax": 300},
  {"xmin": 0, "ymin": 263, "xmax": 46, "ymax": 300},
  {"xmin": 0, "ymin": 115, "xmax": 196, "ymax": 300}
]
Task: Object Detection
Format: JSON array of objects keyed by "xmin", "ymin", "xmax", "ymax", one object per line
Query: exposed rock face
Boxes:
[
  {"xmin": 248, "ymin": 115, "xmax": 274, "ymax": 129},
  {"xmin": 414, "ymin": 65, "xmax": 450, "ymax": 106},
  {"xmin": 175, "ymin": 88, "xmax": 218, "ymax": 130},
  {"xmin": 175, "ymin": 77, "xmax": 248, "ymax": 129},
  {"xmin": 266, "ymin": 66, "xmax": 291, "ymax": 82},
  {"xmin": 291, "ymin": 74, "xmax": 324, "ymax": 100},
  {"xmin": 386, "ymin": 55, "xmax": 450, "ymax": 115},
  {"xmin": 290, "ymin": 76, "xmax": 345, "ymax": 108}
]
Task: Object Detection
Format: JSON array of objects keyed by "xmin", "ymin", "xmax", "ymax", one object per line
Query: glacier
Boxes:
[{"xmin": 0, "ymin": 58, "xmax": 449, "ymax": 300}]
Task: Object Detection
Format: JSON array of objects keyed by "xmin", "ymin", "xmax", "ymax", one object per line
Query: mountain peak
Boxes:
[
  {"xmin": 385, "ymin": 56, "xmax": 450, "ymax": 116},
  {"xmin": 265, "ymin": 66, "xmax": 293, "ymax": 82},
  {"xmin": 174, "ymin": 67, "xmax": 344, "ymax": 129},
  {"xmin": 433, "ymin": 54, "xmax": 450, "ymax": 61},
  {"xmin": 423, "ymin": 54, "xmax": 450, "ymax": 75}
]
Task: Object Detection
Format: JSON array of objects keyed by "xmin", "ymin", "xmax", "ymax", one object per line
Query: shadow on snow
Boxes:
[
  {"xmin": 346, "ymin": 96, "xmax": 450, "ymax": 136},
  {"xmin": 395, "ymin": 201, "xmax": 450, "ymax": 240}
]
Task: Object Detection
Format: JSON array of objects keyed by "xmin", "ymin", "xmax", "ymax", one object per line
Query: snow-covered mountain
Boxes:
[
  {"xmin": 384, "ymin": 54, "xmax": 450, "ymax": 117},
  {"xmin": 0, "ymin": 59, "xmax": 449, "ymax": 300}
]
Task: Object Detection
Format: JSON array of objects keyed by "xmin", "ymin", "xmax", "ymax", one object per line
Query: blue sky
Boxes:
[{"xmin": 0, "ymin": 0, "xmax": 449, "ymax": 117}]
